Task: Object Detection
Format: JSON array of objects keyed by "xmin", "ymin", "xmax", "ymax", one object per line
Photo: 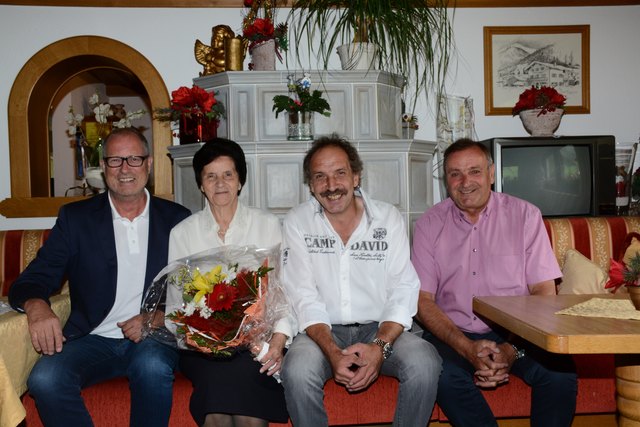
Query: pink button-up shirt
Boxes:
[{"xmin": 412, "ymin": 192, "xmax": 561, "ymax": 334}]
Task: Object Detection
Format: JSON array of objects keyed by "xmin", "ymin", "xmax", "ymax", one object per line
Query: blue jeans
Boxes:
[
  {"xmin": 281, "ymin": 323, "xmax": 442, "ymax": 427},
  {"xmin": 425, "ymin": 331, "xmax": 577, "ymax": 427},
  {"xmin": 27, "ymin": 334, "xmax": 179, "ymax": 427}
]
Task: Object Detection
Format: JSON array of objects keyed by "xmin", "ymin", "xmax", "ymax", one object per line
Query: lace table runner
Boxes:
[{"xmin": 556, "ymin": 297, "xmax": 640, "ymax": 320}]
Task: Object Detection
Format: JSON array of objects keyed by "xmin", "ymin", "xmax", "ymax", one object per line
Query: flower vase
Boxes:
[
  {"xmin": 287, "ymin": 111, "xmax": 314, "ymax": 141},
  {"xmin": 249, "ymin": 39, "xmax": 276, "ymax": 71},
  {"xmin": 85, "ymin": 167, "xmax": 106, "ymax": 193},
  {"xmin": 179, "ymin": 112, "xmax": 219, "ymax": 145},
  {"xmin": 629, "ymin": 287, "xmax": 640, "ymax": 310},
  {"xmin": 87, "ymin": 137, "xmax": 104, "ymax": 168},
  {"xmin": 518, "ymin": 108, "xmax": 564, "ymax": 137},
  {"xmin": 402, "ymin": 125, "xmax": 415, "ymax": 140}
]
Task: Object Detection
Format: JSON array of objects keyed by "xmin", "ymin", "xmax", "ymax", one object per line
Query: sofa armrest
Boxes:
[{"xmin": 0, "ymin": 230, "xmax": 51, "ymax": 297}]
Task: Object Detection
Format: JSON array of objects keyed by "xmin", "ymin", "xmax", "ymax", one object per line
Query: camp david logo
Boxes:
[{"xmin": 373, "ymin": 228, "xmax": 387, "ymax": 240}]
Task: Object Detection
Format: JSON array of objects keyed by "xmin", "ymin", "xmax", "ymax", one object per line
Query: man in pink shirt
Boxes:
[{"xmin": 412, "ymin": 139, "xmax": 577, "ymax": 427}]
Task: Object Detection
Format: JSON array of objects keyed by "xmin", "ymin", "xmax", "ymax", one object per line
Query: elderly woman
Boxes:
[{"xmin": 168, "ymin": 138, "xmax": 292, "ymax": 427}]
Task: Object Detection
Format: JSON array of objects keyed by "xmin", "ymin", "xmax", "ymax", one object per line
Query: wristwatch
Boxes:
[
  {"xmin": 511, "ymin": 344, "xmax": 526, "ymax": 360},
  {"xmin": 372, "ymin": 338, "xmax": 394, "ymax": 360}
]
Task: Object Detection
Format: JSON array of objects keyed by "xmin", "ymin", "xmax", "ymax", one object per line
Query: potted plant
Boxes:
[
  {"xmin": 273, "ymin": 74, "xmax": 331, "ymax": 140},
  {"xmin": 401, "ymin": 113, "xmax": 419, "ymax": 139},
  {"xmin": 287, "ymin": 0, "xmax": 453, "ymax": 106},
  {"xmin": 606, "ymin": 251, "xmax": 640, "ymax": 309},
  {"xmin": 242, "ymin": 0, "xmax": 288, "ymax": 70},
  {"xmin": 512, "ymin": 85, "xmax": 566, "ymax": 136},
  {"xmin": 154, "ymin": 85, "xmax": 225, "ymax": 145}
]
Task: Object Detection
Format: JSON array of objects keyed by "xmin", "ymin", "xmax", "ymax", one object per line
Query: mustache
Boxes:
[{"xmin": 319, "ymin": 188, "xmax": 348, "ymax": 198}]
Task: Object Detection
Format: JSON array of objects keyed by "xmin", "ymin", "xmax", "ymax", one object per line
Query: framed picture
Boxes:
[{"xmin": 483, "ymin": 25, "xmax": 590, "ymax": 116}]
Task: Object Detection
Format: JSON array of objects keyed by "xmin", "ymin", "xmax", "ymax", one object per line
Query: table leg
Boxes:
[{"xmin": 616, "ymin": 355, "xmax": 640, "ymax": 426}]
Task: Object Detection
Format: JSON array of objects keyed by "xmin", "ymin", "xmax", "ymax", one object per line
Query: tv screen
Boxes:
[
  {"xmin": 482, "ymin": 136, "xmax": 615, "ymax": 217},
  {"xmin": 501, "ymin": 145, "xmax": 591, "ymax": 216}
]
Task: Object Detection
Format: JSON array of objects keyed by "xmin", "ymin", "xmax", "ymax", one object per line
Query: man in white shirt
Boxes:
[
  {"xmin": 280, "ymin": 135, "xmax": 441, "ymax": 427},
  {"xmin": 9, "ymin": 128, "xmax": 190, "ymax": 427}
]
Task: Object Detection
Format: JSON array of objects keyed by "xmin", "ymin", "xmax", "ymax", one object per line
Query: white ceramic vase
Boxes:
[
  {"xmin": 518, "ymin": 108, "xmax": 564, "ymax": 137},
  {"xmin": 85, "ymin": 167, "xmax": 106, "ymax": 193},
  {"xmin": 249, "ymin": 39, "xmax": 276, "ymax": 71},
  {"xmin": 336, "ymin": 42, "xmax": 377, "ymax": 70}
]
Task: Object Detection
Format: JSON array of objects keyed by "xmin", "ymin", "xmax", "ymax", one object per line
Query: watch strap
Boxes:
[
  {"xmin": 511, "ymin": 344, "xmax": 526, "ymax": 360},
  {"xmin": 372, "ymin": 338, "xmax": 393, "ymax": 359}
]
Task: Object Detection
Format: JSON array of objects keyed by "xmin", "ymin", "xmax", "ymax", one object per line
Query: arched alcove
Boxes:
[{"xmin": 2, "ymin": 35, "xmax": 173, "ymax": 217}]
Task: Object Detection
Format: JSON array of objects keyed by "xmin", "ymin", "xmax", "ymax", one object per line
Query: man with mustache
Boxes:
[
  {"xmin": 280, "ymin": 134, "xmax": 442, "ymax": 427},
  {"xmin": 412, "ymin": 139, "xmax": 577, "ymax": 427}
]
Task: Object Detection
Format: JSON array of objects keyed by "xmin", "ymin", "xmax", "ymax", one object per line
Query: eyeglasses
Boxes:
[{"xmin": 103, "ymin": 156, "xmax": 148, "ymax": 168}]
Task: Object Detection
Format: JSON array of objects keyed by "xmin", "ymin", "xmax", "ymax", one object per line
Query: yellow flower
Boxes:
[
  {"xmin": 205, "ymin": 265, "xmax": 227, "ymax": 283},
  {"xmin": 191, "ymin": 266, "xmax": 227, "ymax": 303}
]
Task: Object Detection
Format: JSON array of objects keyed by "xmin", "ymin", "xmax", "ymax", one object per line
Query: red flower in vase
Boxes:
[
  {"xmin": 171, "ymin": 85, "xmax": 215, "ymax": 114},
  {"xmin": 512, "ymin": 85, "xmax": 567, "ymax": 117},
  {"xmin": 242, "ymin": 0, "xmax": 288, "ymax": 57},
  {"xmin": 243, "ymin": 18, "xmax": 274, "ymax": 41},
  {"xmin": 153, "ymin": 84, "xmax": 225, "ymax": 144},
  {"xmin": 605, "ymin": 254, "xmax": 640, "ymax": 293},
  {"xmin": 154, "ymin": 84, "xmax": 225, "ymax": 122}
]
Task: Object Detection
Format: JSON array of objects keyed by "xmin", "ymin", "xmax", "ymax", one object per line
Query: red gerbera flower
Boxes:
[{"xmin": 206, "ymin": 283, "xmax": 238, "ymax": 311}]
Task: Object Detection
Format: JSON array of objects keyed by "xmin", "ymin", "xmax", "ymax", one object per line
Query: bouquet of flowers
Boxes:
[
  {"xmin": 142, "ymin": 244, "xmax": 288, "ymax": 357},
  {"xmin": 512, "ymin": 85, "xmax": 567, "ymax": 117},
  {"xmin": 272, "ymin": 73, "xmax": 331, "ymax": 118}
]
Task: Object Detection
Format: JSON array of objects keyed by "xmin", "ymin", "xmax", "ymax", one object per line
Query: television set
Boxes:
[{"xmin": 481, "ymin": 136, "xmax": 616, "ymax": 217}]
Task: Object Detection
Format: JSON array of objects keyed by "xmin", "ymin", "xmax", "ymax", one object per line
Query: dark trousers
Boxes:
[
  {"xmin": 425, "ymin": 330, "xmax": 577, "ymax": 427},
  {"xmin": 27, "ymin": 334, "xmax": 179, "ymax": 427}
]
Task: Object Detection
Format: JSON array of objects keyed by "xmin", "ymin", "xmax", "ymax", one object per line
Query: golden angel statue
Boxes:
[{"xmin": 195, "ymin": 25, "xmax": 236, "ymax": 76}]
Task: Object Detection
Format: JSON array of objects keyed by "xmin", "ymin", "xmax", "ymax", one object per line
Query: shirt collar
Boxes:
[
  {"xmin": 108, "ymin": 188, "xmax": 150, "ymax": 222},
  {"xmin": 449, "ymin": 191, "xmax": 494, "ymax": 224},
  {"xmin": 204, "ymin": 201, "xmax": 247, "ymax": 232}
]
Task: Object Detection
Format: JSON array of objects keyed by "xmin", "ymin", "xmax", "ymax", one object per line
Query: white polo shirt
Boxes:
[{"xmin": 92, "ymin": 189, "xmax": 150, "ymax": 338}]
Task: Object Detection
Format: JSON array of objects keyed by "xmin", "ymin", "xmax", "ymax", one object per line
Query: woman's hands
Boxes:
[{"xmin": 256, "ymin": 332, "xmax": 287, "ymax": 377}]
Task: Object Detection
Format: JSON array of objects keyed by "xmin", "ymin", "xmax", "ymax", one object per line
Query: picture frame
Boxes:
[{"xmin": 483, "ymin": 25, "xmax": 590, "ymax": 116}]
